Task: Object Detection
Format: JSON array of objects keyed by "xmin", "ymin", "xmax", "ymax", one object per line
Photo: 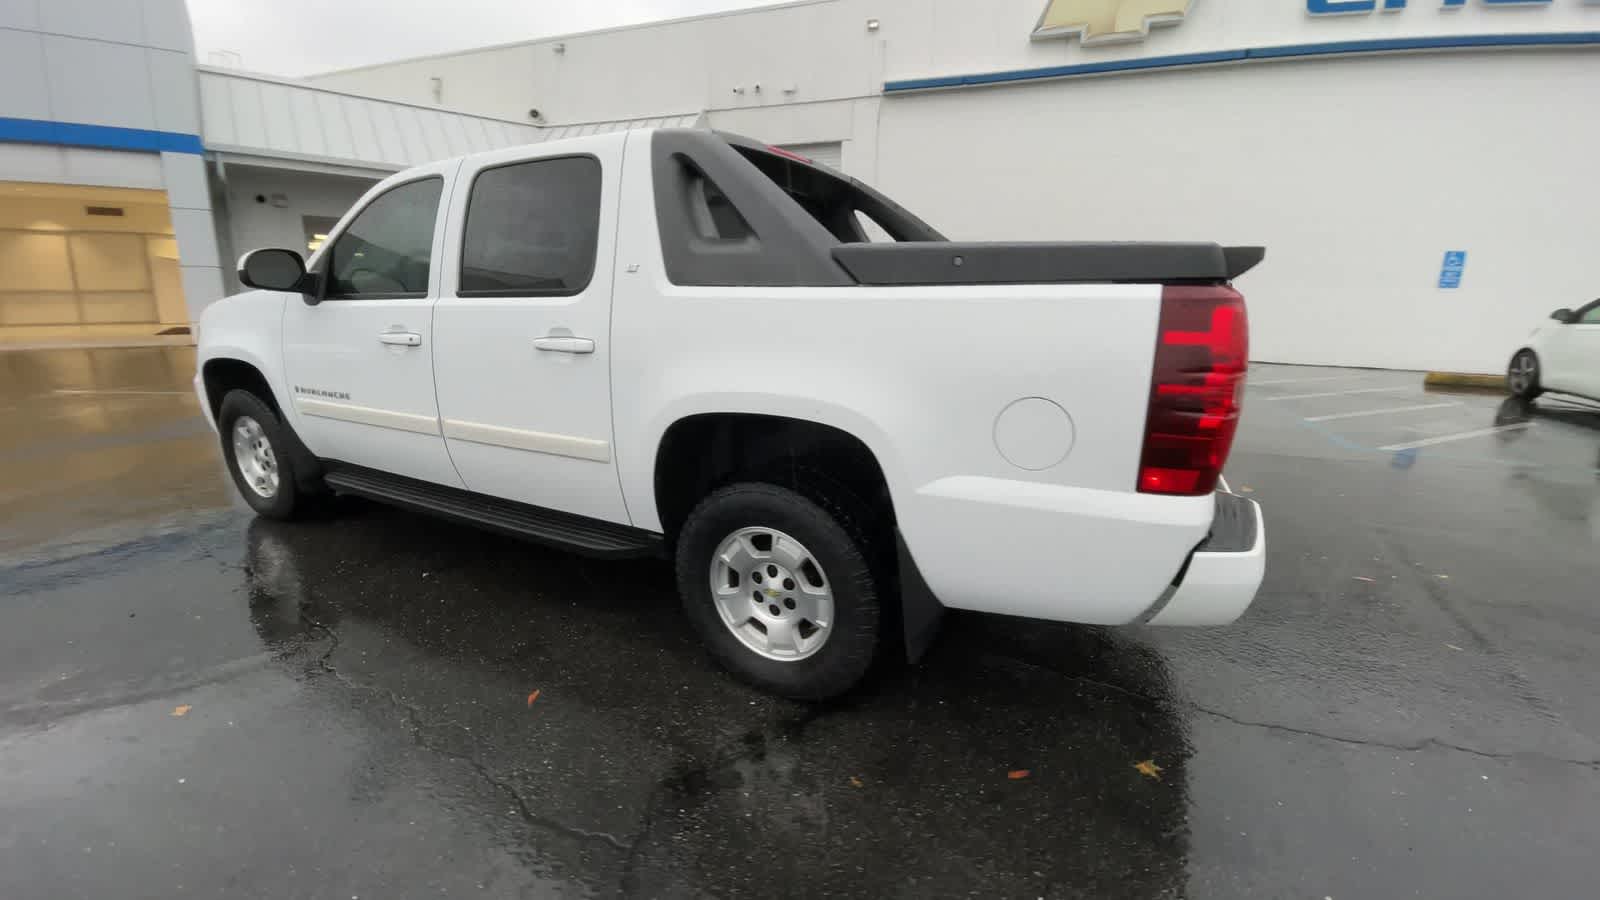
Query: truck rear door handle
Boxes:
[
  {"xmin": 378, "ymin": 332, "xmax": 422, "ymax": 347},
  {"xmin": 532, "ymin": 336, "xmax": 595, "ymax": 354}
]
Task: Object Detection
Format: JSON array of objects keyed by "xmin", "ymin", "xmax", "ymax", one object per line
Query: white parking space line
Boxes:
[
  {"xmin": 1270, "ymin": 386, "xmax": 1414, "ymax": 401},
  {"xmin": 53, "ymin": 389, "xmax": 191, "ymax": 396},
  {"xmin": 1379, "ymin": 423, "xmax": 1530, "ymax": 451},
  {"xmin": 1303, "ymin": 401, "xmax": 1462, "ymax": 423}
]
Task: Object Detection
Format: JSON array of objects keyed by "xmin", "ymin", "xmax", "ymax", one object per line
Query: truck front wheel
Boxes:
[
  {"xmin": 675, "ymin": 483, "xmax": 882, "ymax": 700},
  {"xmin": 218, "ymin": 389, "xmax": 311, "ymax": 521},
  {"xmin": 1507, "ymin": 349, "xmax": 1543, "ymax": 399}
]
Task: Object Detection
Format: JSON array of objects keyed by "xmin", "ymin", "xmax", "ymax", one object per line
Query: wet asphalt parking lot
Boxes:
[{"xmin": 3, "ymin": 347, "xmax": 1599, "ymax": 899}]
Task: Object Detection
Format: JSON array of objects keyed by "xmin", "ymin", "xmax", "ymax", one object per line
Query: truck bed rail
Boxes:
[{"xmin": 831, "ymin": 242, "xmax": 1264, "ymax": 287}]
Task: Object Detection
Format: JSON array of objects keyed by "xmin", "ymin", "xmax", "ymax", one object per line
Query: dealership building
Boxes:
[{"xmin": 3, "ymin": 0, "xmax": 1597, "ymax": 372}]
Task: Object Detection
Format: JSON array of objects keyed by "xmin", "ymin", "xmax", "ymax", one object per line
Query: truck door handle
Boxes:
[
  {"xmin": 532, "ymin": 335, "xmax": 595, "ymax": 354},
  {"xmin": 378, "ymin": 332, "xmax": 422, "ymax": 347}
]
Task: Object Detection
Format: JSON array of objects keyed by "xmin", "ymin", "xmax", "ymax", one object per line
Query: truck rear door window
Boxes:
[{"xmin": 459, "ymin": 155, "xmax": 602, "ymax": 297}]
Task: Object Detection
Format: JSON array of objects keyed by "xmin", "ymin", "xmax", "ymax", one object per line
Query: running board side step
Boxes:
[{"xmin": 323, "ymin": 464, "xmax": 663, "ymax": 559}]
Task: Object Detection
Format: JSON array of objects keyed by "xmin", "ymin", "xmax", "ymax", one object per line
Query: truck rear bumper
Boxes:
[
  {"xmin": 898, "ymin": 476, "xmax": 1264, "ymax": 626},
  {"xmin": 1141, "ymin": 491, "xmax": 1266, "ymax": 626}
]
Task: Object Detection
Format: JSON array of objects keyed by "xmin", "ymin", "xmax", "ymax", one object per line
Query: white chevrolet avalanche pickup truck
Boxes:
[{"xmin": 196, "ymin": 128, "xmax": 1266, "ymax": 698}]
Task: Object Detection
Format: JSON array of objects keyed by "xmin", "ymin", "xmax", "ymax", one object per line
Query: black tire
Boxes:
[
  {"xmin": 675, "ymin": 482, "xmax": 883, "ymax": 700},
  {"xmin": 1507, "ymin": 349, "xmax": 1543, "ymax": 399},
  {"xmin": 217, "ymin": 389, "xmax": 310, "ymax": 520}
]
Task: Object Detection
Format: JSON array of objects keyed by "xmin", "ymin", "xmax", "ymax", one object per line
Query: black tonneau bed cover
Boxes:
[{"xmin": 831, "ymin": 242, "xmax": 1265, "ymax": 287}]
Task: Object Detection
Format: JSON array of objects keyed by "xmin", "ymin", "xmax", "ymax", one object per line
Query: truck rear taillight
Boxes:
[{"xmin": 1137, "ymin": 285, "xmax": 1248, "ymax": 496}]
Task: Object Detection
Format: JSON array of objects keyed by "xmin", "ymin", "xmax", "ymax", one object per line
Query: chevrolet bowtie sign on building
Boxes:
[{"xmin": 1032, "ymin": 0, "xmax": 1194, "ymax": 44}]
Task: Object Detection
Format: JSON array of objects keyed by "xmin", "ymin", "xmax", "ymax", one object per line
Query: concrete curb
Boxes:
[
  {"xmin": 0, "ymin": 336, "xmax": 196, "ymax": 353},
  {"xmin": 1424, "ymin": 371, "xmax": 1505, "ymax": 392}
]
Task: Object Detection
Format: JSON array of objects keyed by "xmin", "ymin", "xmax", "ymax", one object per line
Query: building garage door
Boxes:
[
  {"xmin": 780, "ymin": 142, "xmax": 843, "ymax": 172},
  {"xmin": 0, "ymin": 183, "xmax": 183, "ymax": 328}
]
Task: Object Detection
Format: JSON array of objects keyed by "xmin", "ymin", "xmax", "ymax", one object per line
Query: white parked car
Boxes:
[
  {"xmin": 1509, "ymin": 300, "xmax": 1600, "ymax": 401},
  {"xmin": 196, "ymin": 129, "xmax": 1267, "ymax": 698}
]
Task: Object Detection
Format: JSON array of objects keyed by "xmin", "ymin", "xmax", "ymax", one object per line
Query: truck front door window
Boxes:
[{"xmin": 327, "ymin": 178, "xmax": 443, "ymax": 299}]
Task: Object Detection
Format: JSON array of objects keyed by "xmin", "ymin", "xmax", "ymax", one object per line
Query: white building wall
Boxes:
[
  {"xmin": 706, "ymin": 97, "xmax": 874, "ymax": 177},
  {"xmin": 305, "ymin": 0, "xmax": 879, "ymax": 125},
  {"xmin": 882, "ymin": 0, "xmax": 1600, "ymax": 83},
  {"xmin": 298, "ymin": 0, "xmax": 1600, "ymax": 372},
  {"xmin": 302, "ymin": 0, "xmax": 1600, "ymax": 127},
  {"xmin": 0, "ymin": 0, "xmax": 224, "ymax": 324},
  {"xmin": 306, "ymin": 44, "xmax": 538, "ymax": 122},
  {"xmin": 876, "ymin": 49, "xmax": 1600, "ymax": 374}
]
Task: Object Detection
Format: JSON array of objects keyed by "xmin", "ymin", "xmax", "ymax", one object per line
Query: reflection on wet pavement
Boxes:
[
  {"xmin": 3, "ymin": 352, "xmax": 1600, "ymax": 899},
  {"xmin": 238, "ymin": 512, "xmax": 1195, "ymax": 896},
  {"xmin": 0, "ymin": 347, "xmax": 228, "ymax": 554}
]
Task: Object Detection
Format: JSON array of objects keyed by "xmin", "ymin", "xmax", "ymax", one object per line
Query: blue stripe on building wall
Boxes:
[
  {"xmin": 0, "ymin": 117, "xmax": 204, "ymax": 155},
  {"xmin": 883, "ymin": 32, "xmax": 1600, "ymax": 92}
]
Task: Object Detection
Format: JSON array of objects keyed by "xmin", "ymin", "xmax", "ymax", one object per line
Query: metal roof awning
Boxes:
[
  {"xmin": 198, "ymin": 67, "xmax": 706, "ymax": 175},
  {"xmin": 531, "ymin": 112, "xmax": 706, "ymax": 141},
  {"xmin": 198, "ymin": 67, "xmax": 544, "ymax": 173}
]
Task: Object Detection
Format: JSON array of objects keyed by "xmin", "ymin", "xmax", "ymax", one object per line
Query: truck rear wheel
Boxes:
[{"xmin": 675, "ymin": 482, "xmax": 882, "ymax": 700}]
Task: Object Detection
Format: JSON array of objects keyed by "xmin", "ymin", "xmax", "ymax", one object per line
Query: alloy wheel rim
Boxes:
[
  {"xmin": 1509, "ymin": 354, "xmax": 1535, "ymax": 392},
  {"xmin": 708, "ymin": 526, "xmax": 834, "ymax": 661},
  {"xmin": 231, "ymin": 416, "xmax": 280, "ymax": 499}
]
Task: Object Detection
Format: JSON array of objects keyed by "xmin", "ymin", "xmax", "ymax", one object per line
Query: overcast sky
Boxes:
[{"xmin": 186, "ymin": 0, "xmax": 787, "ymax": 77}]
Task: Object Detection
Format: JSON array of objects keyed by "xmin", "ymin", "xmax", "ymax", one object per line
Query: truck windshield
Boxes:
[{"xmin": 727, "ymin": 141, "xmax": 946, "ymax": 244}]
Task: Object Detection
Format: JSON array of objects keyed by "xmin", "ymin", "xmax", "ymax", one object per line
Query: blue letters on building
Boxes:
[
  {"xmin": 1307, "ymin": 0, "xmax": 1377, "ymax": 12},
  {"xmin": 1308, "ymin": 0, "xmax": 1551, "ymax": 12}
]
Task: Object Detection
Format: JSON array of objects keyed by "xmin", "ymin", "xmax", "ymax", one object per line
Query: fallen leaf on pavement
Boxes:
[
  {"xmin": 1134, "ymin": 759, "xmax": 1164, "ymax": 780},
  {"xmin": 849, "ymin": 776, "xmax": 864, "ymax": 788},
  {"xmin": 526, "ymin": 690, "xmax": 541, "ymax": 708},
  {"xmin": 170, "ymin": 705, "xmax": 191, "ymax": 717},
  {"xmin": 1007, "ymin": 769, "xmax": 1031, "ymax": 780}
]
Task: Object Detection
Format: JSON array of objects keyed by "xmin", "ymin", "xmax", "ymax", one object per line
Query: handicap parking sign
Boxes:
[{"xmin": 1438, "ymin": 251, "xmax": 1466, "ymax": 290}]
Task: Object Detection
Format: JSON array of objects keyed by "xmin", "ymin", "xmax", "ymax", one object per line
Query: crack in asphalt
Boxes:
[
  {"xmin": 615, "ymin": 720, "xmax": 793, "ymax": 899},
  {"xmin": 982, "ymin": 652, "xmax": 1600, "ymax": 772},
  {"xmin": 299, "ymin": 615, "xmax": 630, "ymax": 853},
  {"xmin": 1186, "ymin": 703, "xmax": 1600, "ymax": 770},
  {"xmin": 1375, "ymin": 529, "xmax": 1566, "ymax": 724}
]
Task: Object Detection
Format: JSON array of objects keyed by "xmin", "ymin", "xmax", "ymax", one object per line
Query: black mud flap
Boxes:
[{"xmin": 897, "ymin": 529, "xmax": 945, "ymax": 663}]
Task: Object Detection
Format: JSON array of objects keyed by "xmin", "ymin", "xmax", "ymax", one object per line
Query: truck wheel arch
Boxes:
[
  {"xmin": 651, "ymin": 412, "xmax": 896, "ymax": 545},
  {"xmin": 201, "ymin": 357, "xmax": 282, "ymax": 422},
  {"xmin": 652, "ymin": 411, "xmax": 946, "ymax": 663},
  {"xmin": 201, "ymin": 356, "xmax": 324, "ymax": 491}
]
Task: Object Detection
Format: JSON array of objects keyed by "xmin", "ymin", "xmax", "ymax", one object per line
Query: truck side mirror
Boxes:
[
  {"xmin": 238, "ymin": 248, "xmax": 307, "ymax": 293},
  {"xmin": 1550, "ymin": 308, "xmax": 1576, "ymax": 324}
]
